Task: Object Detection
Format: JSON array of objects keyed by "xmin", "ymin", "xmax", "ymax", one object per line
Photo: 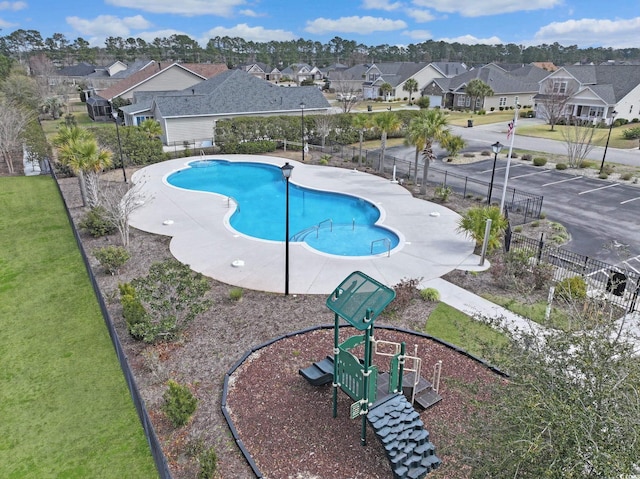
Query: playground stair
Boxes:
[
  {"xmin": 298, "ymin": 356, "xmax": 334, "ymax": 386},
  {"xmin": 377, "ymin": 372, "xmax": 442, "ymax": 410},
  {"xmin": 367, "ymin": 394, "xmax": 441, "ymax": 479}
]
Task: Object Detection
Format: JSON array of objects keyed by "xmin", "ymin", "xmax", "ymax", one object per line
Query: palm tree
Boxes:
[
  {"xmin": 351, "ymin": 113, "xmax": 372, "ymax": 167},
  {"xmin": 441, "ymin": 134, "xmax": 466, "ymax": 160},
  {"xmin": 402, "ymin": 78, "xmax": 419, "ymax": 105},
  {"xmin": 406, "ymin": 109, "xmax": 449, "ymax": 194},
  {"xmin": 379, "ymin": 82, "xmax": 393, "ymax": 101},
  {"xmin": 373, "ymin": 111, "xmax": 402, "ymax": 173},
  {"xmin": 405, "ymin": 114, "xmax": 428, "ymax": 183},
  {"xmin": 465, "ymin": 79, "xmax": 494, "ymax": 112},
  {"xmin": 138, "ymin": 119, "xmax": 162, "ymax": 139},
  {"xmin": 457, "ymin": 206, "xmax": 507, "ymax": 252},
  {"xmin": 54, "ymin": 126, "xmax": 111, "ymax": 207}
]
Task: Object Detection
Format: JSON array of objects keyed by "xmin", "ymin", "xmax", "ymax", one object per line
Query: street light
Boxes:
[
  {"xmin": 300, "ymin": 102, "xmax": 305, "ymax": 162},
  {"xmin": 599, "ymin": 110, "xmax": 617, "ymax": 174},
  {"xmin": 112, "ymin": 110, "xmax": 127, "ymax": 183},
  {"xmin": 281, "ymin": 162, "xmax": 294, "ymax": 296},
  {"xmin": 487, "ymin": 141, "xmax": 503, "ymax": 205}
]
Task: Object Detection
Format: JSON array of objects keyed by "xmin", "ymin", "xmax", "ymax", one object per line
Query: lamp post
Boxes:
[
  {"xmin": 599, "ymin": 110, "xmax": 617, "ymax": 174},
  {"xmin": 112, "ymin": 110, "xmax": 127, "ymax": 183},
  {"xmin": 300, "ymin": 102, "xmax": 305, "ymax": 162},
  {"xmin": 281, "ymin": 162, "xmax": 294, "ymax": 295},
  {"xmin": 487, "ymin": 141, "xmax": 503, "ymax": 205}
]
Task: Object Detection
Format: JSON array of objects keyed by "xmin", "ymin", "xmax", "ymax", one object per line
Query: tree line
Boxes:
[{"xmin": 1, "ymin": 28, "xmax": 639, "ymax": 69}]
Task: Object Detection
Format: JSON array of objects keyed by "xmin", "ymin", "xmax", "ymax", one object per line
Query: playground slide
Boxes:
[{"xmin": 299, "ymin": 356, "xmax": 334, "ymax": 386}]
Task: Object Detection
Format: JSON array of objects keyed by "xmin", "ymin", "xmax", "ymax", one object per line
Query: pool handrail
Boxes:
[{"xmin": 371, "ymin": 238, "xmax": 391, "ymax": 257}]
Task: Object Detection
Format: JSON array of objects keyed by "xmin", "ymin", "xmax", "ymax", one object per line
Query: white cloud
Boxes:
[
  {"xmin": 202, "ymin": 24, "xmax": 296, "ymax": 43},
  {"xmin": 534, "ymin": 17, "xmax": 640, "ymax": 48},
  {"xmin": 407, "ymin": 9, "xmax": 435, "ymax": 23},
  {"xmin": 0, "ymin": 1, "xmax": 26, "ymax": 11},
  {"xmin": 305, "ymin": 16, "xmax": 407, "ymax": 34},
  {"xmin": 438, "ymin": 34, "xmax": 503, "ymax": 45},
  {"xmin": 67, "ymin": 15, "xmax": 151, "ymax": 37},
  {"xmin": 402, "ymin": 29, "xmax": 433, "ymax": 41},
  {"xmin": 0, "ymin": 17, "xmax": 15, "ymax": 28},
  {"xmin": 105, "ymin": 0, "xmax": 246, "ymax": 17},
  {"xmin": 411, "ymin": 0, "xmax": 560, "ymax": 17},
  {"xmin": 361, "ymin": 0, "xmax": 403, "ymax": 11},
  {"xmin": 239, "ymin": 9, "xmax": 263, "ymax": 18}
]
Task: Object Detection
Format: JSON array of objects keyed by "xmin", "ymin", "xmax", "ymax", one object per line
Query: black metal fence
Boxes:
[
  {"xmin": 508, "ymin": 232, "xmax": 640, "ymax": 312},
  {"xmin": 301, "ymin": 142, "xmax": 544, "ymax": 225},
  {"xmin": 49, "ymin": 163, "xmax": 172, "ymax": 479}
]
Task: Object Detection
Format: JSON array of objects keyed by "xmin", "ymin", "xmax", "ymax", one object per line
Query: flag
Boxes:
[{"xmin": 506, "ymin": 120, "xmax": 514, "ymax": 140}]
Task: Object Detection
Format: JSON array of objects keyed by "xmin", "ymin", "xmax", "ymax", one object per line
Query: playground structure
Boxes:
[{"xmin": 299, "ymin": 271, "xmax": 442, "ymax": 479}]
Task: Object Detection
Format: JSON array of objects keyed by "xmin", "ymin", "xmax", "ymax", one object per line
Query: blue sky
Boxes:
[{"xmin": 1, "ymin": 0, "xmax": 639, "ymax": 50}]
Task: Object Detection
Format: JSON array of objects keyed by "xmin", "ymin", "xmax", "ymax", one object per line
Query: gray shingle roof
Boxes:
[
  {"xmin": 152, "ymin": 69, "xmax": 330, "ymax": 118},
  {"xmin": 447, "ymin": 65, "xmax": 545, "ymax": 94},
  {"xmin": 560, "ymin": 64, "xmax": 640, "ymax": 103}
]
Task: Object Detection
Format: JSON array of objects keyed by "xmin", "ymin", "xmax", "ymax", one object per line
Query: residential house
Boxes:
[
  {"xmin": 87, "ymin": 61, "xmax": 227, "ymax": 121},
  {"xmin": 133, "ymin": 69, "xmax": 330, "ymax": 146},
  {"xmin": 238, "ymin": 63, "xmax": 283, "ymax": 82},
  {"xmin": 279, "ymin": 63, "xmax": 324, "ymax": 84},
  {"xmin": 423, "ymin": 63, "xmax": 547, "ymax": 111},
  {"xmin": 535, "ymin": 64, "xmax": 640, "ymax": 124}
]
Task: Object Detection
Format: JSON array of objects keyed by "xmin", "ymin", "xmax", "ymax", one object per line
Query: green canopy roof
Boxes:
[{"xmin": 326, "ymin": 271, "xmax": 395, "ymax": 330}]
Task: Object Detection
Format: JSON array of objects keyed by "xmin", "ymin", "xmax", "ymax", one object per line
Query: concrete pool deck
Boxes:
[{"xmin": 129, "ymin": 155, "xmax": 487, "ymax": 295}]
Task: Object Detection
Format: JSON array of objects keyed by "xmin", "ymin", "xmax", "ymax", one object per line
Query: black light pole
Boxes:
[
  {"xmin": 281, "ymin": 162, "xmax": 294, "ymax": 295},
  {"xmin": 599, "ymin": 110, "xmax": 617, "ymax": 174},
  {"xmin": 487, "ymin": 141, "xmax": 503, "ymax": 205},
  {"xmin": 112, "ymin": 110, "xmax": 127, "ymax": 183},
  {"xmin": 300, "ymin": 102, "xmax": 305, "ymax": 162}
]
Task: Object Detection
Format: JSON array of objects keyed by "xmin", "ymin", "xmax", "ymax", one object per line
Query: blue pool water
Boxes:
[{"xmin": 166, "ymin": 160, "xmax": 400, "ymax": 256}]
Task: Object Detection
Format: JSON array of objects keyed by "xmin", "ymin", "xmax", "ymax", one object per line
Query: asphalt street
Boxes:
[{"xmin": 386, "ymin": 119, "xmax": 640, "ymax": 267}]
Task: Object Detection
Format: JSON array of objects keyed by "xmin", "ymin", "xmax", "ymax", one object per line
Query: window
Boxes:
[
  {"xmin": 588, "ymin": 107, "xmax": 603, "ymax": 118},
  {"xmin": 552, "ymin": 81, "xmax": 568, "ymax": 95},
  {"xmin": 457, "ymin": 95, "xmax": 466, "ymax": 107},
  {"xmin": 465, "ymin": 96, "xmax": 471, "ymax": 107},
  {"xmin": 499, "ymin": 97, "xmax": 507, "ymax": 107},
  {"xmin": 369, "ymin": 73, "xmax": 380, "ymax": 82}
]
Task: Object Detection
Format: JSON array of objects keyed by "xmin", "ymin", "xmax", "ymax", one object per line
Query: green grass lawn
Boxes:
[
  {"xmin": 481, "ymin": 293, "xmax": 570, "ymax": 331},
  {"xmin": 0, "ymin": 177, "xmax": 157, "ymax": 478},
  {"xmin": 425, "ymin": 302, "xmax": 507, "ymax": 358},
  {"xmin": 516, "ymin": 122, "xmax": 639, "ymax": 149}
]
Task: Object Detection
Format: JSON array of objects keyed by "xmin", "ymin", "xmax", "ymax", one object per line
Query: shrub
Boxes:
[
  {"xmin": 480, "ymin": 150, "xmax": 491, "ymax": 156},
  {"xmin": 463, "ymin": 152, "xmax": 475, "ymax": 158},
  {"xmin": 521, "ymin": 154, "xmax": 532, "ymax": 161},
  {"xmin": 598, "ymin": 172, "xmax": 609, "ymax": 179},
  {"xmin": 490, "ymin": 107, "xmax": 495, "ymax": 111},
  {"xmin": 118, "ymin": 282, "xmax": 149, "ymax": 340},
  {"xmin": 229, "ymin": 287, "xmax": 243, "ymax": 301},
  {"xmin": 513, "ymin": 225, "xmax": 523, "ymax": 233},
  {"xmin": 621, "ymin": 172, "xmax": 634, "ymax": 181},
  {"xmin": 415, "ymin": 96, "xmax": 431, "ymax": 110},
  {"xmin": 162, "ymin": 379, "xmax": 197, "ymax": 428},
  {"xmin": 79, "ymin": 206, "xmax": 116, "ymax": 237},
  {"xmin": 420, "ymin": 288, "xmax": 440, "ymax": 302},
  {"xmin": 556, "ymin": 276, "xmax": 587, "ymax": 301},
  {"xmin": 507, "ymin": 152, "xmax": 518, "ymax": 159},
  {"xmin": 93, "ymin": 246, "xmax": 130, "ymax": 275},
  {"xmin": 539, "ymin": 211, "xmax": 547, "ymax": 219},
  {"xmin": 220, "ymin": 140, "xmax": 277, "ymax": 154},
  {"xmin": 555, "ymin": 163, "xmax": 568, "ymax": 170},
  {"xmin": 622, "ymin": 127, "xmax": 640, "ymax": 140},
  {"xmin": 198, "ymin": 447, "xmax": 218, "ymax": 479},
  {"xmin": 578, "ymin": 159, "xmax": 594, "ymax": 169},
  {"xmin": 390, "ymin": 277, "xmax": 422, "ymax": 313},
  {"xmin": 477, "ymin": 109, "xmax": 486, "ymax": 115},
  {"xmin": 601, "ymin": 164, "xmax": 615, "ymax": 175},
  {"xmin": 532, "ymin": 157, "xmax": 547, "ymax": 166},
  {"xmin": 434, "ymin": 184, "xmax": 452, "ymax": 202},
  {"xmin": 127, "ymin": 259, "xmax": 213, "ymax": 343},
  {"xmin": 457, "ymin": 206, "xmax": 508, "ymax": 252}
]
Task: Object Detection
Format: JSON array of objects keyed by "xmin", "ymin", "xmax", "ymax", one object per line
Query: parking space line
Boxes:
[
  {"xmin": 621, "ymin": 196, "xmax": 640, "ymax": 205},
  {"xmin": 510, "ymin": 170, "xmax": 551, "ymax": 179},
  {"xmin": 542, "ymin": 176, "xmax": 583, "ymax": 187},
  {"xmin": 624, "ymin": 261, "xmax": 640, "ymax": 274},
  {"xmin": 578, "ymin": 183, "xmax": 619, "ymax": 195},
  {"xmin": 479, "ymin": 164, "xmax": 524, "ymax": 174}
]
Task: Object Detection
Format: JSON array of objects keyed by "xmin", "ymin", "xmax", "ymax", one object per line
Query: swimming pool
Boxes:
[{"xmin": 166, "ymin": 160, "xmax": 400, "ymax": 256}]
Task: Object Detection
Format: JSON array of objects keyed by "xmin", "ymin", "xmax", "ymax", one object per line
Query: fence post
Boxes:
[
  {"xmin": 537, "ymin": 233, "xmax": 544, "ymax": 264},
  {"xmin": 463, "ymin": 177, "xmax": 467, "ymax": 197},
  {"xmin": 479, "ymin": 218, "xmax": 492, "ymax": 266},
  {"xmin": 444, "ymin": 171, "xmax": 448, "ymax": 187}
]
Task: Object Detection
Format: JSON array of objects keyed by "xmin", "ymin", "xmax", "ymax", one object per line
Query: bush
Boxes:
[
  {"xmin": 521, "ymin": 154, "xmax": 532, "ymax": 161},
  {"xmin": 198, "ymin": 447, "xmax": 218, "ymax": 479},
  {"xmin": 532, "ymin": 157, "xmax": 547, "ymax": 166},
  {"xmin": 229, "ymin": 287, "xmax": 243, "ymax": 301},
  {"xmin": 555, "ymin": 163, "xmax": 568, "ymax": 170},
  {"xmin": 390, "ymin": 277, "xmax": 422, "ymax": 313},
  {"xmin": 162, "ymin": 379, "xmax": 197, "ymax": 428},
  {"xmin": 220, "ymin": 140, "xmax": 277, "ymax": 154},
  {"xmin": 118, "ymin": 282, "xmax": 149, "ymax": 340},
  {"xmin": 579, "ymin": 159, "xmax": 594, "ymax": 169},
  {"xmin": 598, "ymin": 172, "xmax": 609, "ymax": 179},
  {"xmin": 621, "ymin": 172, "xmax": 634, "ymax": 181},
  {"xmin": 420, "ymin": 288, "xmax": 440, "ymax": 302},
  {"xmin": 93, "ymin": 246, "xmax": 130, "ymax": 275},
  {"xmin": 434, "ymin": 184, "xmax": 452, "ymax": 202},
  {"xmin": 556, "ymin": 276, "xmax": 587, "ymax": 301},
  {"xmin": 480, "ymin": 150, "xmax": 491, "ymax": 156},
  {"xmin": 476, "ymin": 109, "xmax": 486, "ymax": 115},
  {"xmin": 539, "ymin": 211, "xmax": 547, "ymax": 219},
  {"xmin": 622, "ymin": 127, "xmax": 640, "ymax": 140},
  {"xmin": 79, "ymin": 206, "xmax": 116, "ymax": 237}
]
